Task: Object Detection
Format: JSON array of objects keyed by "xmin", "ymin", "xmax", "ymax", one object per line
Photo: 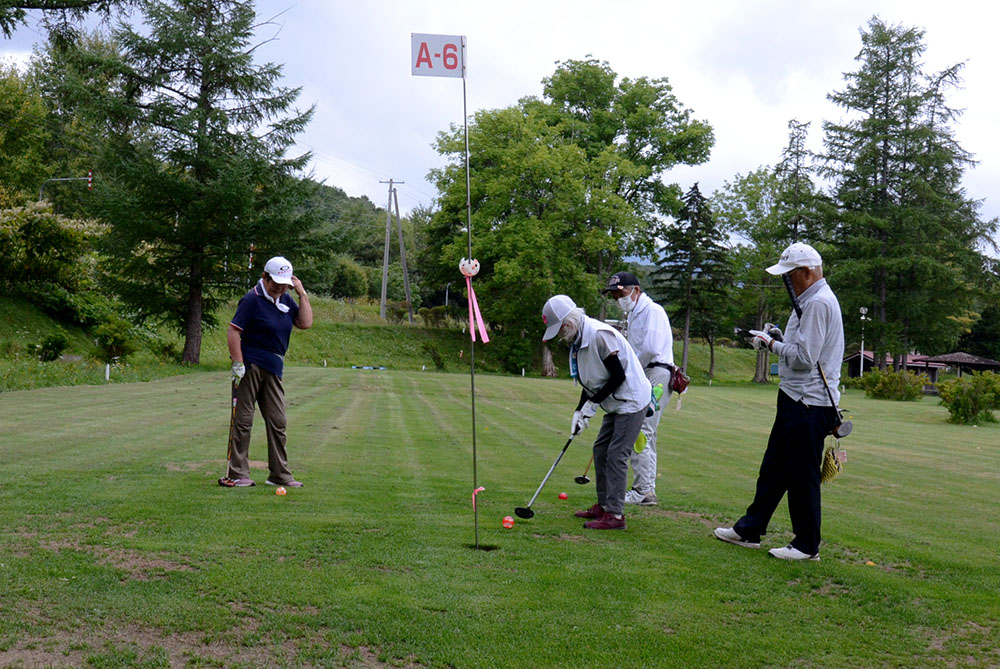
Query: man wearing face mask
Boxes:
[
  {"xmin": 601, "ymin": 271, "xmax": 674, "ymax": 507},
  {"xmin": 541, "ymin": 294, "xmax": 651, "ymax": 530}
]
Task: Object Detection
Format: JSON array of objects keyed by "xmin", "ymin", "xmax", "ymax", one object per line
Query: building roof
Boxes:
[
  {"xmin": 843, "ymin": 351, "xmax": 946, "ymax": 369},
  {"xmin": 918, "ymin": 351, "xmax": 1000, "ymax": 367}
]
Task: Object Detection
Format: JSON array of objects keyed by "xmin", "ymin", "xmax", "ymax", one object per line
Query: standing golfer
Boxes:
[
  {"xmin": 220, "ymin": 256, "xmax": 313, "ymax": 488},
  {"xmin": 602, "ymin": 271, "xmax": 673, "ymax": 506},
  {"xmin": 542, "ymin": 295, "xmax": 651, "ymax": 530},
  {"xmin": 714, "ymin": 242, "xmax": 844, "ymax": 560}
]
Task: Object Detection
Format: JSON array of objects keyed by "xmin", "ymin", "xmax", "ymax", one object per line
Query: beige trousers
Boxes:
[{"xmin": 227, "ymin": 364, "xmax": 294, "ymax": 484}]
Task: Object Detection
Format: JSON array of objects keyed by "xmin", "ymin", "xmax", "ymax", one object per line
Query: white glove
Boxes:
[
  {"xmin": 764, "ymin": 323, "xmax": 783, "ymax": 341},
  {"xmin": 571, "ymin": 401, "xmax": 599, "ymax": 435},
  {"xmin": 747, "ymin": 330, "xmax": 774, "ymax": 351},
  {"xmin": 231, "ymin": 361, "xmax": 245, "ymax": 383}
]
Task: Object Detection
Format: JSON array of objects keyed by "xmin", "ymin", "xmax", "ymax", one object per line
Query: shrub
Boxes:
[
  {"xmin": 418, "ymin": 305, "xmax": 449, "ymax": 328},
  {"xmin": 93, "ymin": 317, "xmax": 137, "ymax": 362},
  {"xmin": 421, "ymin": 342, "xmax": 445, "ymax": 370},
  {"xmin": 856, "ymin": 369, "xmax": 928, "ymax": 401},
  {"xmin": 30, "ymin": 328, "xmax": 70, "ymax": 361},
  {"xmin": 937, "ymin": 372, "xmax": 1000, "ymax": 425}
]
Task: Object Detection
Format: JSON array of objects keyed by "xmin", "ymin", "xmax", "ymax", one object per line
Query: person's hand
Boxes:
[
  {"xmin": 571, "ymin": 401, "xmax": 598, "ymax": 435},
  {"xmin": 231, "ymin": 361, "xmax": 245, "ymax": 383},
  {"xmin": 747, "ymin": 330, "xmax": 774, "ymax": 351},
  {"xmin": 764, "ymin": 323, "xmax": 783, "ymax": 341},
  {"xmin": 291, "ymin": 275, "xmax": 306, "ymax": 297}
]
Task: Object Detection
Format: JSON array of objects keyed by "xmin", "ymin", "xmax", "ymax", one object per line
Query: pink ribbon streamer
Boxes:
[
  {"xmin": 465, "ymin": 276, "xmax": 490, "ymax": 343},
  {"xmin": 472, "ymin": 486, "xmax": 485, "ymax": 510}
]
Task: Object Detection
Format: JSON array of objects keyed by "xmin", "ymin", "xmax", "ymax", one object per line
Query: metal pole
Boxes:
[
  {"xmin": 379, "ymin": 179, "xmax": 394, "ymax": 319},
  {"xmin": 393, "ymin": 187, "xmax": 414, "ymax": 324},
  {"xmin": 461, "ymin": 37, "xmax": 479, "ymax": 549}
]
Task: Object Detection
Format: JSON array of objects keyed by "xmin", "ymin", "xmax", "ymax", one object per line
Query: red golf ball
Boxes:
[
  {"xmin": 502, "ymin": 515, "xmax": 515, "ymax": 529},
  {"xmin": 558, "ymin": 492, "xmax": 568, "ymax": 500}
]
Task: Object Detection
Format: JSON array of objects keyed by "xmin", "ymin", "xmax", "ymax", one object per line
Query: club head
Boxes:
[
  {"xmin": 833, "ymin": 420, "xmax": 853, "ymax": 439},
  {"xmin": 513, "ymin": 507, "xmax": 534, "ymax": 519},
  {"xmin": 574, "ymin": 475, "xmax": 590, "ymax": 485}
]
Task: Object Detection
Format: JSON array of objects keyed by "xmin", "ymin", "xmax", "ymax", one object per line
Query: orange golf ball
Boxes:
[
  {"xmin": 275, "ymin": 486, "xmax": 287, "ymax": 496},
  {"xmin": 558, "ymin": 492, "xmax": 568, "ymax": 500},
  {"xmin": 502, "ymin": 515, "xmax": 515, "ymax": 529}
]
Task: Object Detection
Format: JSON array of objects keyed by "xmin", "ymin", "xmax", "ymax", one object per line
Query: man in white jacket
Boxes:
[
  {"xmin": 542, "ymin": 295, "xmax": 651, "ymax": 530},
  {"xmin": 602, "ymin": 272, "xmax": 673, "ymax": 506}
]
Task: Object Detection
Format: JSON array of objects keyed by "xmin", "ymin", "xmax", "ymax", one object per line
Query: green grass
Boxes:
[{"xmin": 1, "ymin": 370, "xmax": 997, "ymax": 667}]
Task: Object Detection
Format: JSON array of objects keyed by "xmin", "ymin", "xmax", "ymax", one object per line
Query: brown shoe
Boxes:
[
  {"xmin": 574, "ymin": 503, "xmax": 604, "ymax": 519},
  {"xmin": 584, "ymin": 513, "xmax": 626, "ymax": 530}
]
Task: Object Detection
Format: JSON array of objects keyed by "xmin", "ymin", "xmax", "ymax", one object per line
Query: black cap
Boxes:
[{"xmin": 601, "ymin": 271, "xmax": 641, "ymax": 294}]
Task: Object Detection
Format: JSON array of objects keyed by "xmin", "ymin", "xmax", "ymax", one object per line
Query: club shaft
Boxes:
[{"xmin": 523, "ymin": 436, "xmax": 574, "ymax": 509}]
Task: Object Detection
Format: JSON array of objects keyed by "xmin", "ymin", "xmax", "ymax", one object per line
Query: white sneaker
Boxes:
[
  {"xmin": 713, "ymin": 527, "xmax": 761, "ymax": 549},
  {"xmin": 624, "ymin": 489, "xmax": 644, "ymax": 505},
  {"xmin": 768, "ymin": 544, "xmax": 820, "ymax": 561}
]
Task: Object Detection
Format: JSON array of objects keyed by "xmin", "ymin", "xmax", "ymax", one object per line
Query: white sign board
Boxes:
[{"xmin": 411, "ymin": 33, "xmax": 465, "ymax": 78}]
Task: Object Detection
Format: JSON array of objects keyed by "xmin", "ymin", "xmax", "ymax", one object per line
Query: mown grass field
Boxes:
[{"xmin": 1, "ymin": 368, "xmax": 997, "ymax": 667}]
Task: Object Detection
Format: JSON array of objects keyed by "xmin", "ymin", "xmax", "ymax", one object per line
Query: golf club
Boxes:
[
  {"xmin": 575, "ymin": 454, "xmax": 593, "ymax": 485},
  {"xmin": 514, "ymin": 431, "xmax": 579, "ymax": 519},
  {"xmin": 218, "ymin": 377, "xmax": 239, "ymax": 487}
]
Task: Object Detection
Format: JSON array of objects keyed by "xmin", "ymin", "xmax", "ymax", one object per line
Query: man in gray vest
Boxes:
[{"xmin": 542, "ymin": 295, "xmax": 651, "ymax": 530}]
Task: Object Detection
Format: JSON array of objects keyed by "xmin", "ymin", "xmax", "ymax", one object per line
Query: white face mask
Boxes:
[{"xmin": 617, "ymin": 291, "xmax": 635, "ymax": 314}]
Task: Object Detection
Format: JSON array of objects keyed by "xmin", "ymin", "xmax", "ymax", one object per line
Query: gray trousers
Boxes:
[
  {"xmin": 227, "ymin": 363, "xmax": 294, "ymax": 484},
  {"xmin": 593, "ymin": 409, "xmax": 647, "ymax": 515},
  {"xmin": 629, "ymin": 365, "xmax": 672, "ymax": 494}
]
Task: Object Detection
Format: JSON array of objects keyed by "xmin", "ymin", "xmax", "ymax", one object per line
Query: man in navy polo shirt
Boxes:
[{"xmin": 220, "ymin": 256, "xmax": 313, "ymax": 488}]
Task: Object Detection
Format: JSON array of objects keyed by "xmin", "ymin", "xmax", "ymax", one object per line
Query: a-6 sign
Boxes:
[{"xmin": 411, "ymin": 33, "xmax": 465, "ymax": 78}]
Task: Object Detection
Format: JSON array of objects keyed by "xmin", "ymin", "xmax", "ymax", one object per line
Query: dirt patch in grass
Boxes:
[
  {"xmin": 37, "ymin": 537, "xmax": 195, "ymax": 581},
  {"xmin": 0, "ymin": 623, "xmax": 426, "ymax": 668}
]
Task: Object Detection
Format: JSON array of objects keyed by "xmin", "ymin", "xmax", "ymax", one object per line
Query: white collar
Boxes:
[{"xmin": 256, "ymin": 279, "xmax": 290, "ymax": 312}]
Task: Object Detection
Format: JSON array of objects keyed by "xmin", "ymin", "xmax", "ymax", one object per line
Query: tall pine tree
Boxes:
[
  {"xmin": 653, "ymin": 183, "xmax": 731, "ymax": 371},
  {"xmin": 820, "ymin": 16, "xmax": 997, "ymax": 368},
  {"xmin": 45, "ymin": 0, "xmax": 316, "ymax": 363}
]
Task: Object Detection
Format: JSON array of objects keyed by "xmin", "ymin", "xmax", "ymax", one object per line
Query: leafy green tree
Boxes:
[
  {"xmin": 0, "ymin": 201, "xmax": 102, "ymax": 291},
  {"xmin": 41, "ymin": 0, "xmax": 316, "ymax": 363},
  {"xmin": 0, "ymin": 65, "xmax": 53, "ymax": 203},
  {"xmin": 426, "ymin": 58, "xmax": 713, "ymax": 370},
  {"xmin": 820, "ymin": 16, "xmax": 998, "ymax": 368},
  {"xmin": 653, "ymin": 183, "xmax": 731, "ymax": 371}
]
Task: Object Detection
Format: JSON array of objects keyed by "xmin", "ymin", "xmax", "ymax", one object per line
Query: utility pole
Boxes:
[
  {"xmin": 378, "ymin": 179, "xmax": 403, "ymax": 319},
  {"xmin": 393, "ymin": 188, "xmax": 414, "ymax": 323}
]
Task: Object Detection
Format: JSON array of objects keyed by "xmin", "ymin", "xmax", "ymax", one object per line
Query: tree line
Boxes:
[{"xmin": 2, "ymin": 3, "xmax": 998, "ymax": 373}]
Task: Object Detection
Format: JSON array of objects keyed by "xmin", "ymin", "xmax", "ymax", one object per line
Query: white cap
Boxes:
[
  {"xmin": 766, "ymin": 242, "xmax": 822, "ymax": 276},
  {"xmin": 541, "ymin": 294, "xmax": 577, "ymax": 341},
  {"xmin": 263, "ymin": 256, "xmax": 294, "ymax": 285}
]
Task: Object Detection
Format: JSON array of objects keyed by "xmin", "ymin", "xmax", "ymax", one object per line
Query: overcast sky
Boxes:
[{"xmin": 3, "ymin": 0, "xmax": 998, "ymax": 250}]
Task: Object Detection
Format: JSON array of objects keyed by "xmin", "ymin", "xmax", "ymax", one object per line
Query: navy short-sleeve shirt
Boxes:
[{"xmin": 230, "ymin": 281, "xmax": 300, "ymax": 378}]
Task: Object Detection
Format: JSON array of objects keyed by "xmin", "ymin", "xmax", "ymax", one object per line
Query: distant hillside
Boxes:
[{"xmin": 1, "ymin": 296, "xmax": 763, "ymax": 391}]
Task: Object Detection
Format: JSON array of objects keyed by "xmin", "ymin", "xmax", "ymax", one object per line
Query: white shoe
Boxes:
[
  {"xmin": 624, "ymin": 489, "xmax": 644, "ymax": 505},
  {"xmin": 713, "ymin": 527, "xmax": 760, "ymax": 549},
  {"xmin": 768, "ymin": 544, "xmax": 820, "ymax": 561}
]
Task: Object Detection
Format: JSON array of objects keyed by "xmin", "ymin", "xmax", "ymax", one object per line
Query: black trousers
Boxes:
[{"xmin": 734, "ymin": 389, "xmax": 838, "ymax": 555}]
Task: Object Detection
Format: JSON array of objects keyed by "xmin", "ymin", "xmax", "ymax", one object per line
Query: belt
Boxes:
[{"xmin": 646, "ymin": 362, "xmax": 672, "ymax": 370}]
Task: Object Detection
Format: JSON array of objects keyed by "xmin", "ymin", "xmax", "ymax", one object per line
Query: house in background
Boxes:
[
  {"xmin": 917, "ymin": 352, "xmax": 1000, "ymax": 378},
  {"xmin": 843, "ymin": 351, "xmax": 946, "ymax": 383}
]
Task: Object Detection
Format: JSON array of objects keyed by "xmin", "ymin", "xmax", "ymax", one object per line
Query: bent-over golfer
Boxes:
[
  {"xmin": 602, "ymin": 271, "xmax": 673, "ymax": 506},
  {"xmin": 220, "ymin": 256, "xmax": 313, "ymax": 488},
  {"xmin": 542, "ymin": 295, "xmax": 651, "ymax": 530},
  {"xmin": 714, "ymin": 242, "xmax": 844, "ymax": 560}
]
